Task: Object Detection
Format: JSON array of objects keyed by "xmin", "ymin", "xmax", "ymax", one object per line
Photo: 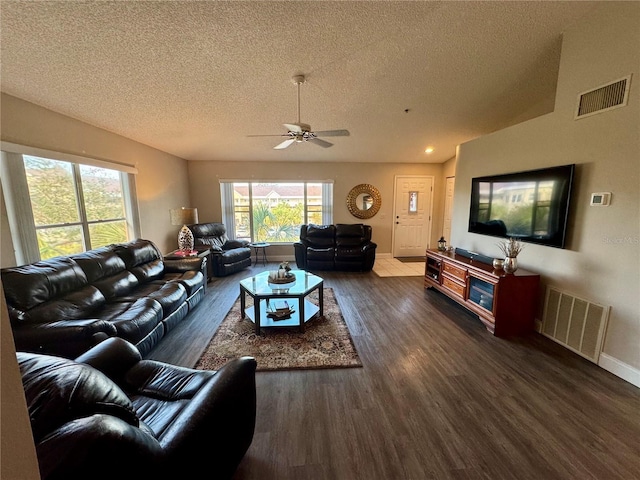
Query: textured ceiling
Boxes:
[{"xmin": 1, "ymin": 1, "xmax": 597, "ymax": 163}]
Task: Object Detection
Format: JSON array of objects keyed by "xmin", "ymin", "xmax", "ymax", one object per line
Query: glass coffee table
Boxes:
[{"xmin": 239, "ymin": 270, "xmax": 323, "ymax": 335}]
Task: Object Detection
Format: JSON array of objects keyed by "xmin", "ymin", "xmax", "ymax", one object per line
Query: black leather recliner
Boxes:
[
  {"xmin": 294, "ymin": 224, "xmax": 377, "ymax": 271},
  {"xmin": 296, "ymin": 224, "xmax": 337, "ymax": 270},
  {"xmin": 18, "ymin": 337, "xmax": 257, "ymax": 480},
  {"xmin": 189, "ymin": 223, "xmax": 252, "ymax": 277}
]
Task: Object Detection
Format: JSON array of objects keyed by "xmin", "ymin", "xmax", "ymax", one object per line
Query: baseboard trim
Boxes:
[
  {"xmin": 535, "ymin": 318, "xmax": 639, "ymax": 389},
  {"xmin": 376, "ymin": 253, "xmax": 392, "ymax": 259},
  {"xmin": 267, "ymin": 255, "xmax": 295, "ymax": 263},
  {"xmin": 599, "ymin": 353, "xmax": 640, "ymax": 388}
]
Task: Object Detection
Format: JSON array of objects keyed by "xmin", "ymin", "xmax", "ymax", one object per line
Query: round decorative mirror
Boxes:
[{"xmin": 347, "ymin": 184, "xmax": 381, "ymax": 219}]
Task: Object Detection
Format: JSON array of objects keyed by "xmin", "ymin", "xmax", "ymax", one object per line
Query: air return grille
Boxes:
[
  {"xmin": 541, "ymin": 286, "xmax": 610, "ymax": 363},
  {"xmin": 575, "ymin": 75, "xmax": 631, "ymax": 119}
]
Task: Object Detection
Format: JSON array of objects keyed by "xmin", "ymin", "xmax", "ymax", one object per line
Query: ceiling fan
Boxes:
[{"xmin": 249, "ymin": 75, "xmax": 350, "ymax": 149}]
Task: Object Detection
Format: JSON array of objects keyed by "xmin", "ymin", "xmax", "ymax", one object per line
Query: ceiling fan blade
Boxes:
[
  {"xmin": 313, "ymin": 129, "xmax": 350, "ymax": 137},
  {"xmin": 308, "ymin": 137, "xmax": 333, "ymax": 148},
  {"xmin": 247, "ymin": 134, "xmax": 288, "ymax": 137},
  {"xmin": 283, "ymin": 122, "xmax": 311, "ymax": 133},
  {"xmin": 274, "ymin": 138, "xmax": 296, "ymax": 150}
]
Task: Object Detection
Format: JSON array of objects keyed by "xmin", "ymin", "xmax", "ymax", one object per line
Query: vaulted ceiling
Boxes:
[{"xmin": 1, "ymin": 1, "xmax": 597, "ymax": 163}]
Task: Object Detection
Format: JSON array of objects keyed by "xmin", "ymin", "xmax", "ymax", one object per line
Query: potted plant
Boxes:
[{"xmin": 497, "ymin": 238, "xmax": 524, "ymax": 273}]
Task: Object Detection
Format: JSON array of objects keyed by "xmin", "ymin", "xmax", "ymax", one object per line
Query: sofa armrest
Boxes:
[
  {"xmin": 75, "ymin": 337, "xmax": 142, "ymax": 383},
  {"xmin": 294, "ymin": 242, "xmax": 308, "ymax": 269},
  {"xmin": 223, "ymin": 239, "xmax": 249, "ymax": 250},
  {"xmin": 12, "ymin": 319, "xmax": 117, "ymax": 358},
  {"xmin": 36, "ymin": 415, "xmax": 162, "ymax": 479},
  {"xmin": 158, "ymin": 356, "xmax": 257, "ymax": 478},
  {"xmin": 362, "ymin": 242, "xmax": 377, "ymax": 252},
  {"xmin": 164, "ymin": 256, "xmax": 205, "ymax": 273}
]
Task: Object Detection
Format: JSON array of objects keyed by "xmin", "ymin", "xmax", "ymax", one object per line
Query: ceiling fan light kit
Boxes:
[{"xmin": 250, "ymin": 74, "xmax": 350, "ymax": 150}]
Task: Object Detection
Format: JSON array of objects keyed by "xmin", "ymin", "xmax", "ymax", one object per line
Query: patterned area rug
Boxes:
[{"xmin": 195, "ymin": 288, "xmax": 362, "ymax": 372}]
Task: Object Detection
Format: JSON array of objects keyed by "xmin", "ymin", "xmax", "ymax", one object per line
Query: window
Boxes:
[
  {"xmin": 1, "ymin": 147, "xmax": 140, "ymax": 263},
  {"xmin": 24, "ymin": 156, "xmax": 129, "ymax": 259},
  {"xmin": 408, "ymin": 191, "xmax": 418, "ymax": 213},
  {"xmin": 220, "ymin": 181, "xmax": 333, "ymax": 243}
]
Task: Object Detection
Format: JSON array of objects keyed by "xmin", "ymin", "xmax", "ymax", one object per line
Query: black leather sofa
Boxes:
[
  {"xmin": 18, "ymin": 337, "xmax": 257, "ymax": 480},
  {"xmin": 189, "ymin": 222, "xmax": 252, "ymax": 277},
  {"xmin": 294, "ymin": 224, "xmax": 377, "ymax": 271},
  {"xmin": 1, "ymin": 239, "xmax": 206, "ymax": 358}
]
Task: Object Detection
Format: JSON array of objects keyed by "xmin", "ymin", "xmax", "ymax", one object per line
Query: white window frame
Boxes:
[
  {"xmin": 1, "ymin": 142, "xmax": 140, "ymax": 264},
  {"xmin": 219, "ymin": 180, "xmax": 333, "ymax": 243}
]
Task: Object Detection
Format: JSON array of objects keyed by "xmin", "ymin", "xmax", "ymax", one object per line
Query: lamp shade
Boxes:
[{"xmin": 170, "ymin": 207, "xmax": 198, "ymax": 226}]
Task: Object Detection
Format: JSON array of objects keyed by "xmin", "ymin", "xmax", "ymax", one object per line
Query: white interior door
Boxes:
[
  {"xmin": 393, "ymin": 176, "xmax": 433, "ymax": 257},
  {"xmin": 442, "ymin": 176, "xmax": 455, "ymax": 244}
]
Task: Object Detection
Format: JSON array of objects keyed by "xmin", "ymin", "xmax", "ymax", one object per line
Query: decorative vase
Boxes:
[
  {"xmin": 492, "ymin": 258, "xmax": 504, "ymax": 270},
  {"xmin": 177, "ymin": 225, "xmax": 194, "ymax": 252},
  {"xmin": 503, "ymin": 256, "xmax": 518, "ymax": 273}
]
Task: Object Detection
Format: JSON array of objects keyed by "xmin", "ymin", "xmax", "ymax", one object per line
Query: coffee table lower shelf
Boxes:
[{"xmin": 244, "ymin": 299, "xmax": 319, "ymax": 332}]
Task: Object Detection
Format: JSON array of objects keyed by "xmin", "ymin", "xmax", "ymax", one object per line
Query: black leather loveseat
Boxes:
[
  {"xmin": 294, "ymin": 224, "xmax": 377, "ymax": 271},
  {"xmin": 1, "ymin": 239, "xmax": 206, "ymax": 358},
  {"xmin": 18, "ymin": 337, "xmax": 257, "ymax": 480},
  {"xmin": 189, "ymin": 222, "xmax": 252, "ymax": 277}
]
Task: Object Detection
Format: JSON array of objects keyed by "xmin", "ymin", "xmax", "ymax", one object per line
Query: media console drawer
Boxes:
[
  {"xmin": 442, "ymin": 276, "xmax": 465, "ymax": 298},
  {"xmin": 424, "ymin": 249, "xmax": 540, "ymax": 337},
  {"xmin": 442, "ymin": 262, "xmax": 466, "ymax": 282}
]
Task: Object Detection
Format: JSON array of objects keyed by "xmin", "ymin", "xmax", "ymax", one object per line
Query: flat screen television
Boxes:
[{"xmin": 468, "ymin": 164, "xmax": 575, "ymax": 248}]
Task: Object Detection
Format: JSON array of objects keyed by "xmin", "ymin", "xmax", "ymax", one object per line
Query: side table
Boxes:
[
  {"xmin": 249, "ymin": 243, "xmax": 270, "ymax": 266},
  {"xmin": 164, "ymin": 249, "xmax": 211, "ymax": 283}
]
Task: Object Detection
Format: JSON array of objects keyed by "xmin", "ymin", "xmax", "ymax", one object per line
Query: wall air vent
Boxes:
[
  {"xmin": 541, "ymin": 286, "xmax": 610, "ymax": 363},
  {"xmin": 575, "ymin": 75, "xmax": 631, "ymax": 119}
]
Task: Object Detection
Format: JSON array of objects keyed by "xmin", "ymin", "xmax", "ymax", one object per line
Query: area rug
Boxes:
[{"xmin": 195, "ymin": 288, "xmax": 362, "ymax": 372}]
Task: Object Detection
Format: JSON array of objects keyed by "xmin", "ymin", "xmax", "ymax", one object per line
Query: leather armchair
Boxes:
[
  {"xmin": 294, "ymin": 224, "xmax": 376, "ymax": 271},
  {"xmin": 189, "ymin": 223, "xmax": 252, "ymax": 277},
  {"xmin": 18, "ymin": 337, "xmax": 257, "ymax": 480},
  {"xmin": 294, "ymin": 224, "xmax": 336, "ymax": 271},
  {"xmin": 335, "ymin": 223, "xmax": 377, "ymax": 271}
]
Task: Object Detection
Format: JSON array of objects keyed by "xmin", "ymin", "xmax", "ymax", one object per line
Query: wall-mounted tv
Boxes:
[{"xmin": 468, "ymin": 164, "xmax": 575, "ymax": 248}]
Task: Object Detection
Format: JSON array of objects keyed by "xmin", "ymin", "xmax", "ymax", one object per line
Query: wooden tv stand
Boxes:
[{"xmin": 424, "ymin": 249, "xmax": 540, "ymax": 336}]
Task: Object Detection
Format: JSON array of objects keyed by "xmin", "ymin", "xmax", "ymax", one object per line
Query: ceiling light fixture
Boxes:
[{"xmin": 425, "ymin": 146, "xmax": 434, "ymax": 154}]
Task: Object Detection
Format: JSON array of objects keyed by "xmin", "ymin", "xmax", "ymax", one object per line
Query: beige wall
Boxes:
[
  {"xmin": 450, "ymin": 4, "xmax": 640, "ymax": 382},
  {"xmin": 0, "ymin": 93, "xmax": 191, "ymax": 258},
  {"xmin": 442, "ymin": 155, "xmax": 457, "ymax": 180},
  {"xmin": 187, "ymin": 160, "xmax": 445, "ymax": 259},
  {"xmin": 1, "ymin": 281, "xmax": 40, "ymax": 480}
]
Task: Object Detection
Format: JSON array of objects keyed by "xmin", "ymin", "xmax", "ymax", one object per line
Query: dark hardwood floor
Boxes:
[{"xmin": 147, "ymin": 264, "xmax": 640, "ymax": 480}]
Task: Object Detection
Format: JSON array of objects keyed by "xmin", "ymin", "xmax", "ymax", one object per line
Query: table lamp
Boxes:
[{"xmin": 170, "ymin": 207, "xmax": 198, "ymax": 252}]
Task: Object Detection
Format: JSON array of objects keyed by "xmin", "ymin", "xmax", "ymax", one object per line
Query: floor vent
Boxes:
[
  {"xmin": 575, "ymin": 75, "xmax": 631, "ymax": 119},
  {"xmin": 541, "ymin": 286, "xmax": 610, "ymax": 363}
]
